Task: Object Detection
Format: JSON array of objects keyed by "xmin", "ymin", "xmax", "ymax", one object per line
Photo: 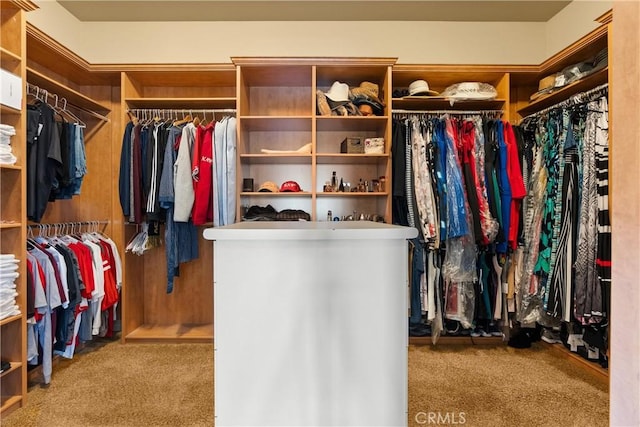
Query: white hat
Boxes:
[
  {"xmin": 441, "ymin": 82, "xmax": 497, "ymax": 100},
  {"xmin": 325, "ymin": 81, "xmax": 350, "ymax": 102},
  {"xmin": 408, "ymin": 80, "xmax": 439, "ymax": 96}
]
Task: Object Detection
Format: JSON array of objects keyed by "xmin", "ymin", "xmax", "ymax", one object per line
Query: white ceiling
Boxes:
[{"xmin": 56, "ymin": 0, "xmax": 572, "ymax": 22}]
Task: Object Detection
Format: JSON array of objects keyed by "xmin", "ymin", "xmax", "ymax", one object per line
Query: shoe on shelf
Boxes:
[
  {"xmin": 409, "ymin": 323, "xmax": 432, "ymax": 337},
  {"xmin": 488, "ymin": 322, "xmax": 503, "ymax": 337},
  {"xmin": 444, "ymin": 320, "xmax": 460, "ymax": 336},
  {"xmin": 541, "ymin": 328, "xmax": 564, "ymax": 344}
]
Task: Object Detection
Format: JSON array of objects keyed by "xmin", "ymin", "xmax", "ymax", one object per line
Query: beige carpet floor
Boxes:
[{"xmin": 1, "ymin": 340, "xmax": 608, "ymax": 427}]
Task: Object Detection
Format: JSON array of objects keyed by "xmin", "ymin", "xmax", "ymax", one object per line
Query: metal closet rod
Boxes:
[
  {"xmin": 127, "ymin": 108, "xmax": 236, "ymax": 115},
  {"xmin": 26, "ymin": 82, "xmax": 109, "ymax": 123},
  {"xmin": 525, "ymin": 83, "xmax": 609, "ymax": 118},
  {"xmin": 392, "ymin": 109, "xmax": 503, "ymax": 116},
  {"xmin": 27, "ymin": 220, "xmax": 110, "ymax": 236}
]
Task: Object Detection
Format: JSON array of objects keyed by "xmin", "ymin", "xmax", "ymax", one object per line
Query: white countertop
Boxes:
[{"xmin": 202, "ymin": 221, "xmax": 418, "ymax": 241}]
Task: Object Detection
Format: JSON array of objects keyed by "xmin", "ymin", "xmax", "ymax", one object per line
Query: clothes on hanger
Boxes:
[
  {"xmin": 26, "ymin": 226, "xmax": 121, "ymax": 383},
  {"xmin": 118, "ymin": 111, "xmax": 237, "ymax": 293},
  {"xmin": 394, "ymin": 87, "xmax": 610, "ymax": 364},
  {"xmin": 26, "ymin": 100, "xmax": 87, "ymax": 222}
]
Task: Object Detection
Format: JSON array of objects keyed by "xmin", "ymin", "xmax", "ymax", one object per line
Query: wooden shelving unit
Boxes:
[
  {"xmin": 518, "ymin": 67, "xmax": 608, "ymax": 117},
  {"xmin": 0, "ymin": 0, "xmax": 36, "ymax": 417},
  {"xmin": 391, "ymin": 67, "xmax": 511, "ymax": 121},
  {"xmin": 120, "ymin": 66, "xmax": 236, "ymax": 343},
  {"xmin": 26, "ymin": 66, "xmax": 110, "ymax": 115},
  {"xmin": 233, "ymin": 57, "xmax": 395, "ymax": 223}
]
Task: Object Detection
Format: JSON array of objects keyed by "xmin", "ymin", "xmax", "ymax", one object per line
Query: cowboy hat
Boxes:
[{"xmin": 350, "ymin": 81, "xmax": 385, "ymax": 106}]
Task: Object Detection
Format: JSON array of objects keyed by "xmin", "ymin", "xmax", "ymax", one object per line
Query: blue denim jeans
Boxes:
[{"xmin": 410, "ymin": 238, "xmax": 425, "ymax": 325}]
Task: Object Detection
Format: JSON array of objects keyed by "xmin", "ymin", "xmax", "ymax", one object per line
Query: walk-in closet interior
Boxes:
[{"xmin": 1, "ymin": 1, "xmax": 638, "ymax": 425}]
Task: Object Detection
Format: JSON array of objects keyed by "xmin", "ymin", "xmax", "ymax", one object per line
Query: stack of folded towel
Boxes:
[
  {"xmin": 0, "ymin": 254, "xmax": 20, "ymax": 320},
  {"xmin": 0, "ymin": 124, "xmax": 17, "ymax": 165}
]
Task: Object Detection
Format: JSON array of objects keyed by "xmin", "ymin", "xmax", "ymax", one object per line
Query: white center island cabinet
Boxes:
[{"xmin": 203, "ymin": 221, "xmax": 418, "ymax": 427}]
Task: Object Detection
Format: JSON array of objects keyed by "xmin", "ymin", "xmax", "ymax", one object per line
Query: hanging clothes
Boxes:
[
  {"xmin": 118, "ymin": 112, "xmax": 237, "ymax": 293},
  {"xmin": 26, "ymin": 100, "xmax": 87, "ymax": 222},
  {"xmin": 26, "ymin": 227, "xmax": 122, "ymax": 380}
]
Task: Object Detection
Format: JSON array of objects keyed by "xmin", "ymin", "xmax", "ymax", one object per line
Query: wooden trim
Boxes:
[
  {"xmin": 232, "ymin": 56, "xmax": 397, "ymax": 67},
  {"xmin": 93, "ymin": 63, "xmax": 236, "ymax": 73},
  {"xmin": 410, "ymin": 336, "xmax": 505, "ymax": 346},
  {"xmin": 544, "ymin": 342, "xmax": 609, "ymax": 385},
  {"xmin": 539, "ymin": 24, "xmax": 608, "ymax": 75},
  {"xmin": 596, "ymin": 9, "xmax": 612, "ymax": 25},
  {"xmin": 393, "ymin": 64, "xmax": 538, "ymax": 74},
  {"xmin": 8, "ymin": 0, "xmax": 37, "ymax": 11},
  {"xmin": 26, "ymin": 66, "xmax": 111, "ymax": 113},
  {"xmin": 26, "ymin": 23, "xmax": 91, "ymax": 72}
]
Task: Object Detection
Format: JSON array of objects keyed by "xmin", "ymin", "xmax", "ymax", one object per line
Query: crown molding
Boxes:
[
  {"xmin": 10, "ymin": 0, "xmax": 38, "ymax": 12},
  {"xmin": 596, "ymin": 9, "xmax": 612, "ymax": 25},
  {"xmin": 26, "ymin": 23, "xmax": 92, "ymax": 71}
]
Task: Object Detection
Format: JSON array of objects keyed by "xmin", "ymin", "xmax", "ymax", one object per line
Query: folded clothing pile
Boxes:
[
  {"xmin": 0, "ymin": 254, "xmax": 20, "ymax": 320},
  {"xmin": 243, "ymin": 204, "xmax": 311, "ymax": 222},
  {"xmin": 0, "ymin": 124, "xmax": 17, "ymax": 165}
]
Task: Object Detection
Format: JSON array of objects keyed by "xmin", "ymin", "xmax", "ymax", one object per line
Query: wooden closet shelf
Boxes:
[
  {"xmin": 391, "ymin": 97, "xmax": 506, "ymax": 111},
  {"xmin": 316, "ymin": 116, "xmax": 388, "ymax": 132},
  {"xmin": 240, "ymin": 153, "xmax": 312, "ymax": 164},
  {"xmin": 409, "ymin": 336, "xmax": 505, "ymax": 346},
  {"xmin": 518, "ymin": 67, "xmax": 608, "ymax": 116},
  {"xmin": 0, "ymin": 313, "xmax": 22, "ymax": 326},
  {"xmin": 0, "ymin": 163, "xmax": 22, "ymax": 171},
  {"xmin": 0, "ymin": 395, "xmax": 22, "ymax": 415},
  {"xmin": 124, "ymin": 97, "xmax": 236, "ymax": 109},
  {"xmin": 26, "ymin": 67, "xmax": 111, "ymax": 113},
  {"xmin": 239, "ymin": 116, "xmax": 312, "ymax": 131},
  {"xmin": 317, "ymin": 192, "xmax": 388, "ymax": 197},
  {"xmin": 0, "ymin": 222, "xmax": 22, "ymax": 230},
  {"xmin": 0, "ymin": 104, "xmax": 21, "ymax": 115},
  {"xmin": 0, "ymin": 46, "xmax": 21, "ymax": 63},
  {"xmin": 241, "ymin": 191, "xmax": 312, "ymax": 197},
  {"xmin": 0, "ymin": 362, "xmax": 23, "ymax": 379},
  {"xmin": 124, "ymin": 323, "xmax": 213, "ymax": 343},
  {"xmin": 316, "ymin": 153, "xmax": 389, "ymax": 165}
]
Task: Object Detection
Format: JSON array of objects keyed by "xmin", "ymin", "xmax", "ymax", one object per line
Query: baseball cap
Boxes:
[
  {"xmin": 258, "ymin": 181, "xmax": 279, "ymax": 192},
  {"xmin": 279, "ymin": 181, "xmax": 302, "ymax": 192}
]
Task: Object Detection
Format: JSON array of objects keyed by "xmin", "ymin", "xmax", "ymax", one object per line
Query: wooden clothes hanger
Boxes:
[
  {"xmin": 172, "ymin": 111, "xmax": 192, "ymax": 127},
  {"xmin": 127, "ymin": 110, "xmax": 140, "ymax": 126}
]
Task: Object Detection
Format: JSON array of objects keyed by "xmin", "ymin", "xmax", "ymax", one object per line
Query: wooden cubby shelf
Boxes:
[
  {"xmin": 239, "ymin": 154, "xmax": 312, "ymax": 164},
  {"xmin": 0, "ymin": 104, "xmax": 21, "ymax": 115},
  {"xmin": 124, "ymin": 97, "xmax": 236, "ymax": 109},
  {"xmin": 0, "ymin": 314, "xmax": 22, "ymax": 326},
  {"xmin": 392, "ymin": 98, "xmax": 506, "ymax": 111},
  {"xmin": 26, "ymin": 67, "xmax": 110, "ymax": 113},
  {"xmin": 241, "ymin": 192, "xmax": 312, "ymax": 197},
  {"xmin": 0, "ymin": 5, "xmax": 27, "ymax": 415},
  {"xmin": 518, "ymin": 68, "xmax": 608, "ymax": 116},
  {"xmin": 0, "ymin": 164, "xmax": 22, "ymax": 171},
  {"xmin": 0, "ymin": 362, "xmax": 23, "ymax": 379}
]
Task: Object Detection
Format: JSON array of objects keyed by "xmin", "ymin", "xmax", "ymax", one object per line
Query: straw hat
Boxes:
[
  {"xmin": 529, "ymin": 74, "xmax": 557, "ymax": 101},
  {"xmin": 350, "ymin": 81, "xmax": 384, "ymax": 106}
]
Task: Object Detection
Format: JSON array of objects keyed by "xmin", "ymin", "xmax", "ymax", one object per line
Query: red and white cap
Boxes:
[{"xmin": 280, "ymin": 181, "xmax": 302, "ymax": 192}]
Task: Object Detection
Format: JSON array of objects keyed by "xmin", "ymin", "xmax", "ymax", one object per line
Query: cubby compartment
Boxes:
[{"xmin": 236, "ymin": 63, "xmax": 312, "ymax": 116}]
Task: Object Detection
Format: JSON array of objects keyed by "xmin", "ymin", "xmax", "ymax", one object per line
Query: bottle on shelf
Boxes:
[
  {"xmin": 331, "ymin": 171, "xmax": 338, "ymax": 191},
  {"xmin": 327, "ymin": 210, "xmax": 332, "ymax": 221},
  {"xmin": 338, "ymin": 178, "xmax": 345, "ymax": 192}
]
